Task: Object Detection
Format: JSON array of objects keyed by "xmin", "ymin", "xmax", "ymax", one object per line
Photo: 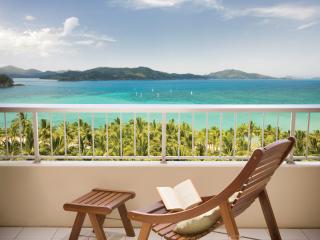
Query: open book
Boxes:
[{"xmin": 157, "ymin": 179, "xmax": 202, "ymax": 211}]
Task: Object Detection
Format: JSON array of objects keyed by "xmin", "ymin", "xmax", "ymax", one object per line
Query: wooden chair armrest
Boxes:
[{"xmin": 128, "ymin": 196, "xmax": 217, "ymax": 224}]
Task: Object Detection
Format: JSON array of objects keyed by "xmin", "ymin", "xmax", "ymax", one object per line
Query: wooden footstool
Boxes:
[{"xmin": 63, "ymin": 188, "xmax": 135, "ymax": 240}]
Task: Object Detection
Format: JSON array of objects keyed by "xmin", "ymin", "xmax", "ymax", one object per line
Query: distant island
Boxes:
[
  {"xmin": 0, "ymin": 74, "xmax": 14, "ymax": 88},
  {"xmin": 0, "ymin": 65, "xmax": 278, "ymax": 81},
  {"xmin": 0, "ymin": 74, "xmax": 24, "ymax": 88}
]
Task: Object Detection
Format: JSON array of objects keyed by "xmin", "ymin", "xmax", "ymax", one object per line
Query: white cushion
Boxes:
[{"xmin": 174, "ymin": 192, "xmax": 239, "ymax": 235}]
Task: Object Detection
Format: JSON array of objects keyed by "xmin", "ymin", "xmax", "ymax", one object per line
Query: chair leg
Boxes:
[
  {"xmin": 138, "ymin": 223, "xmax": 152, "ymax": 240},
  {"xmin": 92, "ymin": 214, "xmax": 106, "ymax": 234},
  {"xmin": 118, "ymin": 203, "xmax": 135, "ymax": 237},
  {"xmin": 259, "ymin": 189, "xmax": 282, "ymax": 240},
  {"xmin": 220, "ymin": 200, "xmax": 239, "ymax": 240},
  {"xmin": 89, "ymin": 213, "xmax": 107, "ymax": 240},
  {"xmin": 69, "ymin": 212, "xmax": 86, "ymax": 240}
]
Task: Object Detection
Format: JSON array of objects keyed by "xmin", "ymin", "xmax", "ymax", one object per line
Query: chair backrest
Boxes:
[{"xmin": 231, "ymin": 137, "xmax": 295, "ymax": 217}]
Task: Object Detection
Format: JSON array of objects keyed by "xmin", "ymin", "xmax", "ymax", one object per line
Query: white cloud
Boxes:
[
  {"xmin": 0, "ymin": 17, "xmax": 115, "ymax": 57},
  {"xmin": 226, "ymin": 4, "xmax": 319, "ymax": 21},
  {"xmin": 115, "ymin": 1, "xmax": 319, "ymax": 23},
  {"xmin": 62, "ymin": 17, "xmax": 79, "ymax": 36},
  {"xmin": 297, "ymin": 21, "xmax": 318, "ymax": 30},
  {"xmin": 25, "ymin": 15, "xmax": 35, "ymax": 21},
  {"xmin": 116, "ymin": 0, "xmax": 223, "ymax": 10}
]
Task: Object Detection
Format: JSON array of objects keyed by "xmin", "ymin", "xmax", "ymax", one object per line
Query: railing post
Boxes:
[
  {"xmin": 32, "ymin": 112, "xmax": 40, "ymax": 163},
  {"xmin": 287, "ymin": 112, "xmax": 296, "ymax": 164},
  {"xmin": 161, "ymin": 112, "xmax": 166, "ymax": 164}
]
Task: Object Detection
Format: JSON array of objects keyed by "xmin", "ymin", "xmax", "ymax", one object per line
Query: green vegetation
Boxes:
[
  {"xmin": 0, "ymin": 65, "xmax": 278, "ymax": 81},
  {"xmin": 1, "ymin": 113, "xmax": 319, "ymax": 160},
  {"xmin": 207, "ymin": 69, "xmax": 274, "ymax": 79},
  {"xmin": 0, "ymin": 74, "xmax": 14, "ymax": 88},
  {"xmin": 42, "ymin": 67, "xmax": 204, "ymax": 81}
]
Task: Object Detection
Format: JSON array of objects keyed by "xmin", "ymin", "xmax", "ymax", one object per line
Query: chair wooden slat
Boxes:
[
  {"xmin": 153, "ymin": 223, "xmax": 173, "ymax": 232},
  {"xmin": 128, "ymin": 137, "xmax": 295, "ymax": 240},
  {"xmin": 139, "ymin": 201, "xmax": 166, "ymax": 213},
  {"xmin": 235, "ymin": 186, "xmax": 266, "ymax": 208},
  {"xmin": 101, "ymin": 193, "xmax": 123, "ymax": 207},
  {"xmin": 72, "ymin": 191, "xmax": 97, "ymax": 204},
  {"xmin": 252, "ymin": 161, "xmax": 279, "ymax": 176},
  {"xmin": 243, "ymin": 176, "xmax": 271, "ymax": 191},
  {"xmin": 247, "ymin": 167, "xmax": 274, "ymax": 185},
  {"xmin": 83, "ymin": 191, "xmax": 106, "ymax": 204},
  {"xmin": 95, "ymin": 192, "xmax": 117, "ymax": 206},
  {"xmin": 89, "ymin": 192, "xmax": 111, "ymax": 205},
  {"xmin": 257, "ymin": 156, "xmax": 282, "ymax": 169},
  {"xmin": 158, "ymin": 224, "xmax": 176, "ymax": 236},
  {"xmin": 164, "ymin": 231, "xmax": 178, "ymax": 239},
  {"xmin": 152, "ymin": 208, "xmax": 169, "ymax": 214},
  {"xmin": 105, "ymin": 193, "xmax": 133, "ymax": 210},
  {"xmin": 232, "ymin": 199, "xmax": 255, "ymax": 216}
]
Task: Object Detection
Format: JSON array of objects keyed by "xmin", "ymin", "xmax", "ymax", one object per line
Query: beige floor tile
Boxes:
[
  {"xmin": 52, "ymin": 227, "xmax": 72, "ymax": 240},
  {"xmin": 0, "ymin": 227, "xmax": 23, "ymax": 240},
  {"xmin": 301, "ymin": 229, "xmax": 320, "ymax": 240},
  {"xmin": 279, "ymin": 229, "xmax": 308, "ymax": 240},
  {"xmin": 16, "ymin": 227, "xmax": 57, "ymax": 240},
  {"xmin": 239, "ymin": 228, "xmax": 271, "ymax": 240}
]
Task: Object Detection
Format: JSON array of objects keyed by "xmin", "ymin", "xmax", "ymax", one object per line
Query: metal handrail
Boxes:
[
  {"xmin": 1, "ymin": 104, "xmax": 320, "ymax": 113},
  {"xmin": 0, "ymin": 104, "xmax": 319, "ymax": 163}
]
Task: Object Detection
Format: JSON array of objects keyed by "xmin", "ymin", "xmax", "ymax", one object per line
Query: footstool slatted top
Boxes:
[
  {"xmin": 64, "ymin": 188, "xmax": 135, "ymax": 215},
  {"xmin": 64, "ymin": 188, "xmax": 136, "ymax": 240}
]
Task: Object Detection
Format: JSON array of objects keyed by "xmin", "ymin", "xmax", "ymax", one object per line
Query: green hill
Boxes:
[
  {"xmin": 43, "ymin": 67, "xmax": 203, "ymax": 81},
  {"xmin": 0, "ymin": 65, "xmax": 42, "ymax": 78},
  {"xmin": 207, "ymin": 69, "xmax": 275, "ymax": 79},
  {"xmin": 0, "ymin": 74, "xmax": 14, "ymax": 88},
  {"xmin": 0, "ymin": 65, "xmax": 278, "ymax": 80}
]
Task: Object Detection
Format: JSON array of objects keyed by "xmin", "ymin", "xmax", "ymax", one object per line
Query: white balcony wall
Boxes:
[{"xmin": 0, "ymin": 162, "xmax": 319, "ymax": 228}]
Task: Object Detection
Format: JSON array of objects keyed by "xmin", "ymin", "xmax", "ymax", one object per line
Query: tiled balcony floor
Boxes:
[{"xmin": 0, "ymin": 227, "xmax": 319, "ymax": 240}]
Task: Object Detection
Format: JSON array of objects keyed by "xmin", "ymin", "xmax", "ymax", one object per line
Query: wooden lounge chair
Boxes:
[{"xmin": 128, "ymin": 137, "xmax": 295, "ymax": 240}]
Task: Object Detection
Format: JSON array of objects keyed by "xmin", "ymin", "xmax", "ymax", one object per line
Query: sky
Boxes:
[{"xmin": 0, "ymin": 0, "xmax": 319, "ymax": 77}]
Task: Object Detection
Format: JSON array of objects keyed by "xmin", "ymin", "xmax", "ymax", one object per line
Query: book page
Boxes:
[
  {"xmin": 157, "ymin": 187, "xmax": 183, "ymax": 211},
  {"xmin": 173, "ymin": 179, "xmax": 202, "ymax": 209}
]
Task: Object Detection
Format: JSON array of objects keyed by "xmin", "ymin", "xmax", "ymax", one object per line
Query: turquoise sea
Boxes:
[{"xmin": 1, "ymin": 78, "xmax": 320, "ymax": 130}]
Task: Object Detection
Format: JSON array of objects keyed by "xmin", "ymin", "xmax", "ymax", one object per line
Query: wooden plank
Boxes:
[
  {"xmin": 170, "ymin": 233, "xmax": 182, "ymax": 240},
  {"xmin": 243, "ymin": 176, "xmax": 271, "ymax": 192},
  {"xmin": 88, "ymin": 213, "xmax": 107, "ymax": 240},
  {"xmin": 252, "ymin": 162, "xmax": 278, "ymax": 177},
  {"xmin": 69, "ymin": 212, "xmax": 86, "ymax": 240},
  {"xmin": 259, "ymin": 189, "xmax": 282, "ymax": 240},
  {"xmin": 95, "ymin": 192, "xmax": 117, "ymax": 206},
  {"xmin": 152, "ymin": 208, "xmax": 168, "ymax": 214},
  {"xmin": 164, "ymin": 231, "xmax": 177, "ymax": 239},
  {"xmin": 72, "ymin": 191, "xmax": 97, "ymax": 204},
  {"xmin": 235, "ymin": 186, "xmax": 265, "ymax": 208},
  {"xmin": 118, "ymin": 204, "xmax": 135, "ymax": 237},
  {"xmin": 83, "ymin": 191, "xmax": 106, "ymax": 204},
  {"xmin": 105, "ymin": 193, "xmax": 132, "ymax": 210},
  {"xmin": 241, "ymin": 178, "xmax": 269, "ymax": 198},
  {"xmin": 89, "ymin": 192, "xmax": 111, "ymax": 205},
  {"xmin": 247, "ymin": 168, "xmax": 274, "ymax": 185},
  {"xmin": 138, "ymin": 223, "xmax": 152, "ymax": 240},
  {"xmin": 93, "ymin": 188, "xmax": 136, "ymax": 196},
  {"xmin": 257, "ymin": 158, "xmax": 281, "ymax": 168},
  {"xmin": 101, "ymin": 193, "xmax": 123, "ymax": 207},
  {"xmin": 63, "ymin": 203, "xmax": 111, "ymax": 214},
  {"xmin": 138, "ymin": 201, "xmax": 165, "ymax": 214},
  {"xmin": 153, "ymin": 223, "xmax": 172, "ymax": 232},
  {"xmin": 219, "ymin": 201, "xmax": 239, "ymax": 240},
  {"xmin": 232, "ymin": 199, "xmax": 255, "ymax": 217},
  {"xmin": 158, "ymin": 224, "xmax": 176, "ymax": 236}
]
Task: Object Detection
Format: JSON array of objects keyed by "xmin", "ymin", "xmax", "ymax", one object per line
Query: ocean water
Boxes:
[{"xmin": 1, "ymin": 78, "xmax": 320, "ymax": 130}]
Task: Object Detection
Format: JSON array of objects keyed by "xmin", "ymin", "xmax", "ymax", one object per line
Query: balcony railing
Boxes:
[{"xmin": 0, "ymin": 104, "xmax": 319, "ymax": 163}]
